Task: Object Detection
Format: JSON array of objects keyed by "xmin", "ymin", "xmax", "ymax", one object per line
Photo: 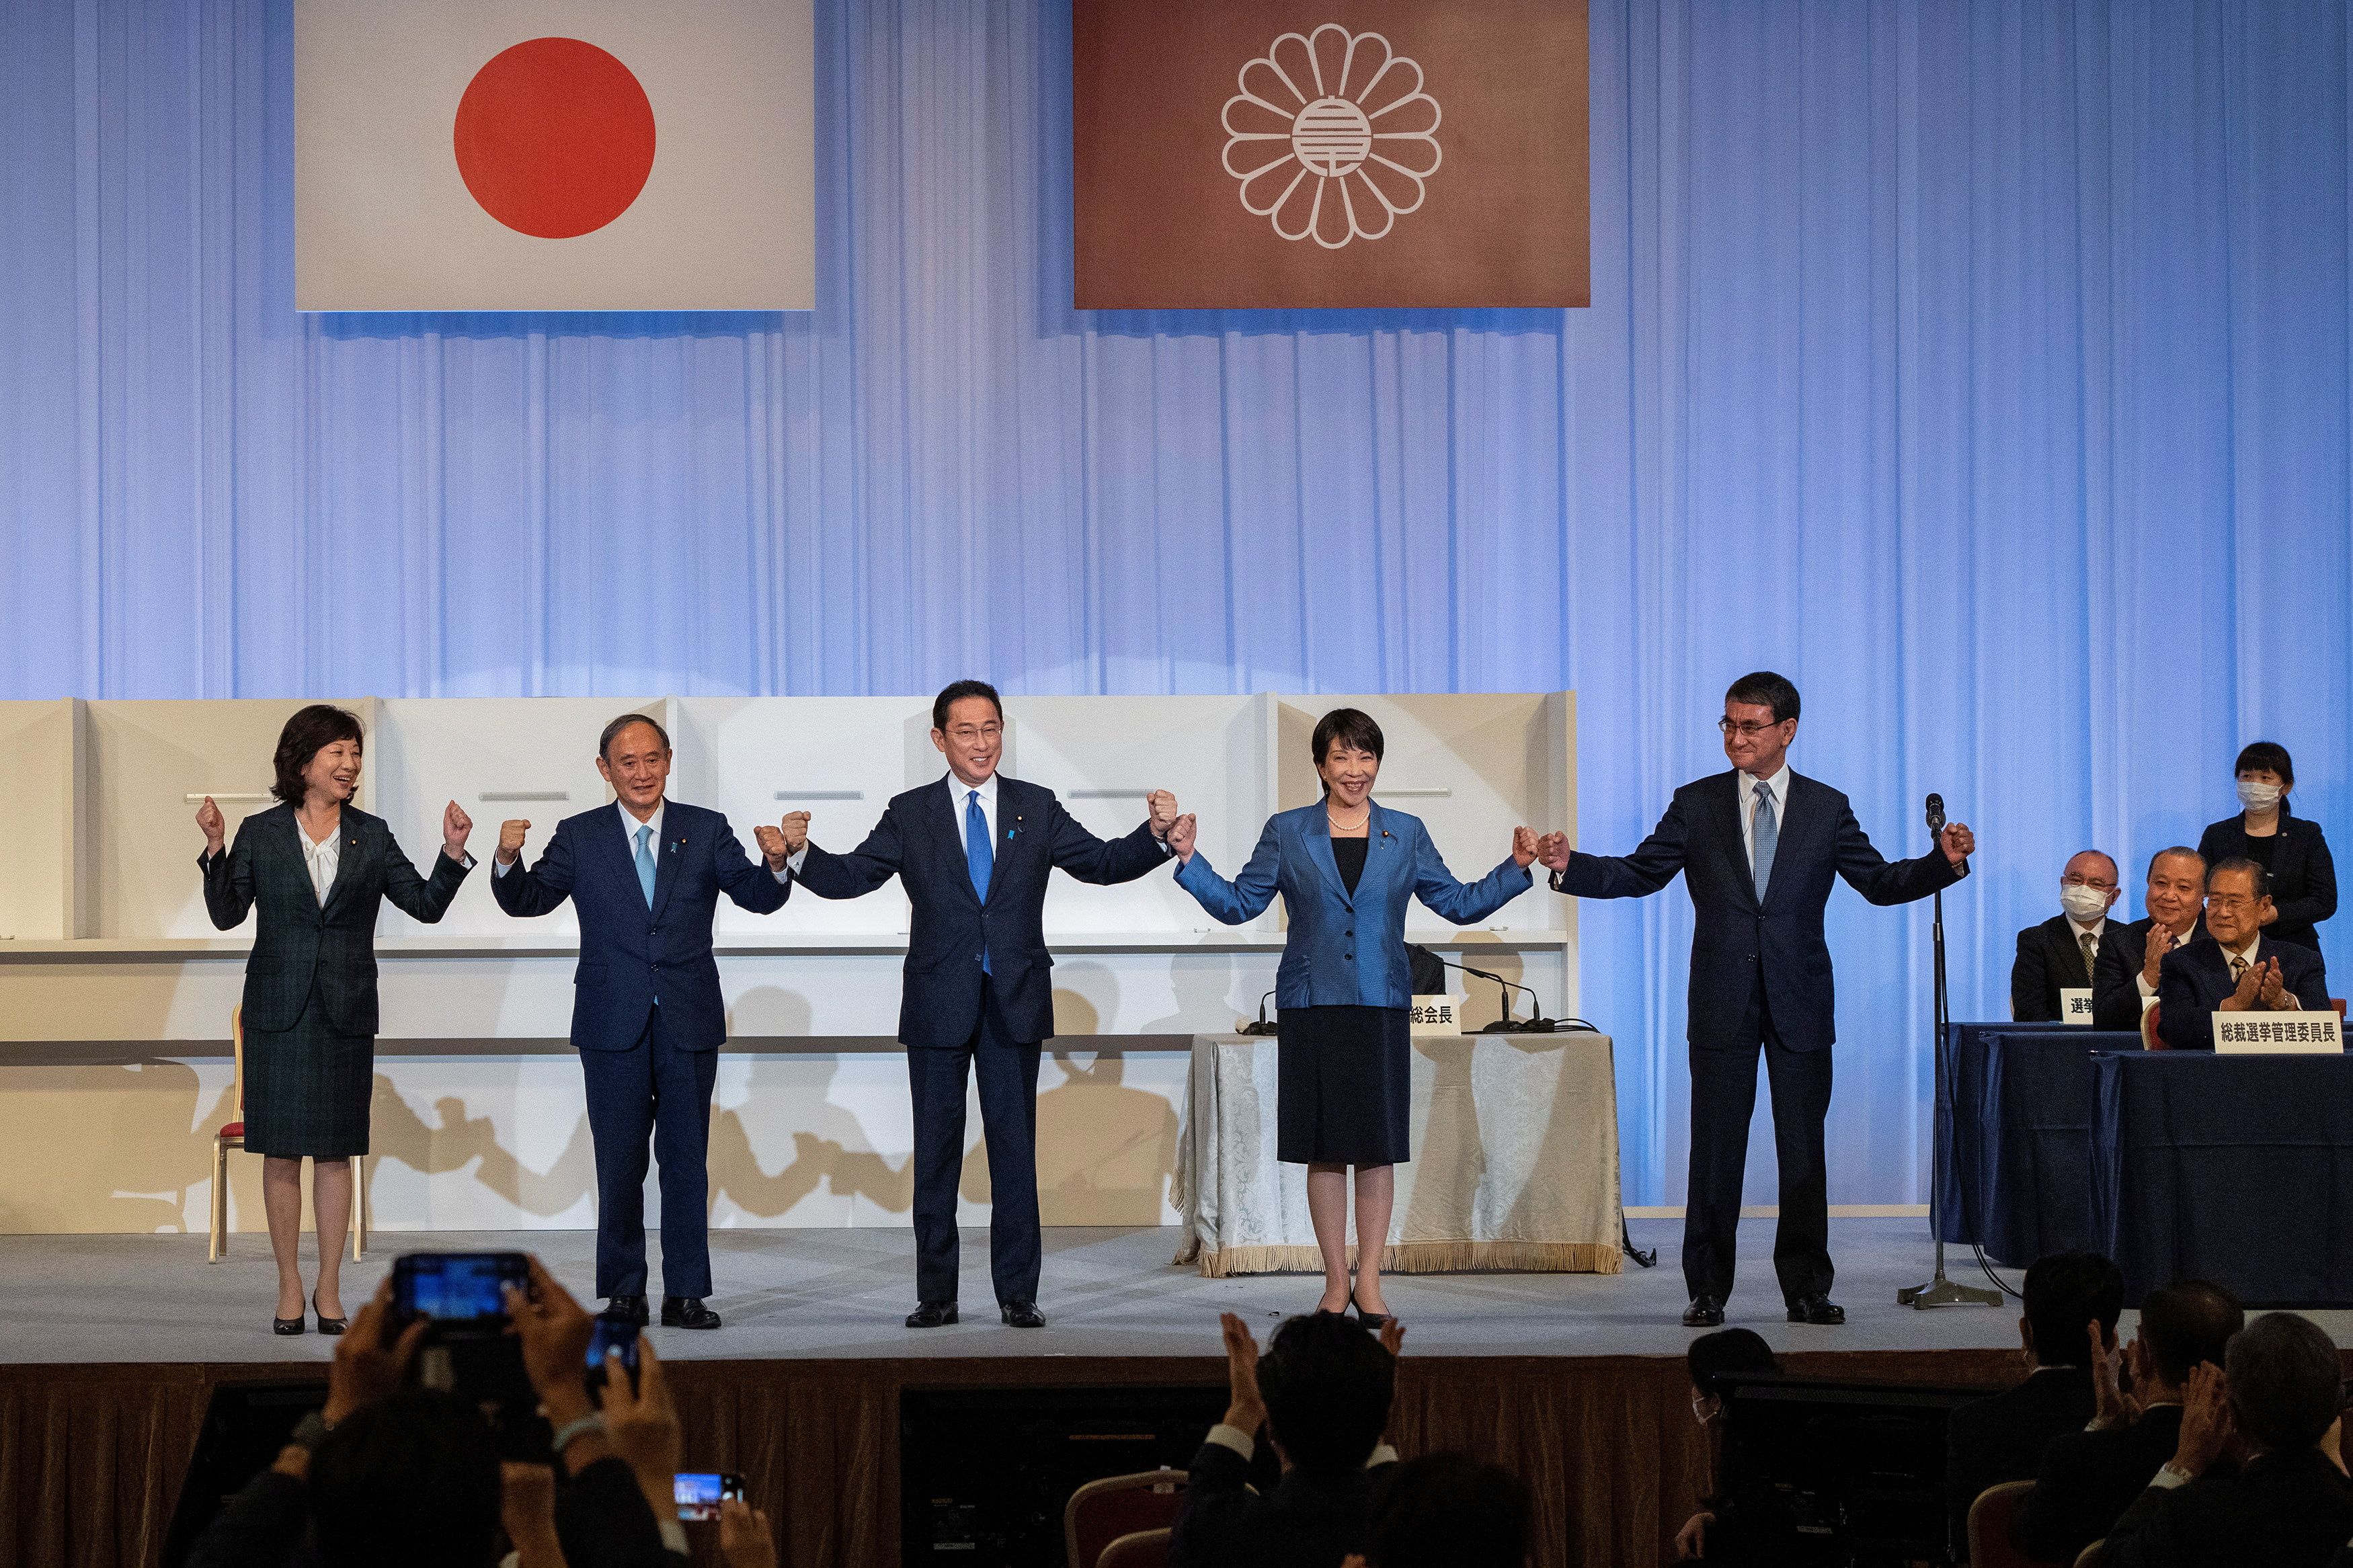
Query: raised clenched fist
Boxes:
[
  {"xmin": 1146, "ymin": 790, "xmax": 1179, "ymax": 836},
  {"xmin": 196, "ymin": 796, "xmax": 227, "ymax": 855},
  {"xmin": 1535, "ymin": 831, "xmax": 1571, "ymax": 873},
  {"xmin": 497, "ymin": 819, "xmax": 532, "ymax": 866},
  {"xmin": 778, "ymin": 811, "xmax": 810, "ymax": 854},
  {"xmin": 752, "ymin": 824, "xmax": 788, "ymax": 869},
  {"xmin": 1167, "ymin": 813, "xmax": 1197, "ymax": 862},
  {"xmin": 1511, "ymin": 825, "xmax": 1538, "ymax": 868},
  {"xmin": 442, "ymin": 800, "xmax": 473, "ymax": 861}
]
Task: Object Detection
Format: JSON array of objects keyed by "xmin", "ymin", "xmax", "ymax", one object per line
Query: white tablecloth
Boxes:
[{"xmin": 1172, "ymin": 1031, "xmax": 1624, "ymax": 1276}]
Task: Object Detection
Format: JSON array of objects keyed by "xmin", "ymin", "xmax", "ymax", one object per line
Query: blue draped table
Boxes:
[
  {"xmin": 2089, "ymin": 1050, "xmax": 2353, "ymax": 1307},
  {"xmin": 1937, "ymin": 1023, "xmax": 2145, "ymax": 1268}
]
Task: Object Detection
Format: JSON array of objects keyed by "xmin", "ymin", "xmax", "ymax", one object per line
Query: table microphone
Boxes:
[
  {"xmin": 1238, "ymin": 989, "xmax": 1278, "ymax": 1036},
  {"xmin": 1927, "ymin": 792, "xmax": 1970, "ymax": 879}
]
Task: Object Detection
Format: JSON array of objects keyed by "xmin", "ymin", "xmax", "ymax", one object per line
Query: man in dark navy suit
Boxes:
[
  {"xmin": 2155, "ymin": 858, "xmax": 2330, "ymax": 1050},
  {"xmin": 491, "ymin": 712, "xmax": 794, "ymax": 1329},
  {"xmin": 780, "ymin": 680, "xmax": 1175, "ymax": 1328},
  {"xmin": 1536, "ymin": 671, "xmax": 1975, "ymax": 1327}
]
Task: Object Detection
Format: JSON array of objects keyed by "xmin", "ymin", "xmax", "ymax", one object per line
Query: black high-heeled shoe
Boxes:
[
  {"xmin": 1313, "ymin": 1288, "xmax": 1352, "ymax": 1319},
  {"xmin": 273, "ymin": 1308, "xmax": 307, "ymax": 1336},
  {"xmin": 312, "ymin": 1291, "xmax": 348, "ymax": 1337},
  {"xmin": 1349, "ymin": 1289, "xmax": 1392, "ymax": 1331}
]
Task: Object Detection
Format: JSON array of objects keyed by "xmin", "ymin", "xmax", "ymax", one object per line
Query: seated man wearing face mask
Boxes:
[{"xmin": 2013, "ymin": 851, "xmax": 2131, "ymax": 1022}]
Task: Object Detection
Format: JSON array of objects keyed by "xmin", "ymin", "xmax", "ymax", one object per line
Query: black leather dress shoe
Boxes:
[
  {"xmin": 1681, "ymin": 1295, "xmax": 1726, "ymax": 1328},
  {"xmin": 605, "ymin": 1293, "xmax": 651, "ymax": 1326},
  {"xmin": 660, "ymin": 1296, "xmax": 722, "ymax": 1329},
  {"xmin": 905, "ymin": 1301, "xmax": 959, "ymax": 1329},
  {"xmin": 1000, "ymin": 1299, "xmax": 1047, "ymax": 1329},
  {"xmin": 1786, "ymin": 1294, "xmax": 1846, "ymax": 1326}
]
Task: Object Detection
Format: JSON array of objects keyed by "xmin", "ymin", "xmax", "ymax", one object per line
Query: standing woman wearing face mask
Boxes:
[{"xmin": 2196, "ymin": 741, "xmax": 2337, "ymax": 954}]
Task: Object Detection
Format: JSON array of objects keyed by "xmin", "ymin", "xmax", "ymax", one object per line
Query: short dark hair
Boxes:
[
  {"xmin": 2225, "ymin": 1311, "xmax": 2344, "ymax": 1453},
  {"xmin": 2137, "ymin": 1278, "xmax": 2245, "ymax": 1387},
  {"xmin": 1724, "ymin": 671, "xmax": 1800, "ymax": 725},
  {"xmin": 1365, "ymin": 1452, "xmax": 1530, "ymax": 1568},
  {"xmin": 2206, "ymin": 856, "xmax": 2271, "ymax": 899},
  {"xmin": 2146, "ymin": 845, "xmax": 2204, "ymax": 882},
  {"xmin": 2233, "ymin": 741, "xmax": 2295, "ymax": 789},
  {"xmin": 2021, "ymin": 1251, "xmax": 2124, "ymax": 1367},
  {"xmin": 270, "ymin": 704, "xmax": 365, "ymax": 805},
  {"xmin": 932, "ymin": 679, "xmax": 1003, "ymax": 732},
  {"xmin": 1255, "ymin": 1312, "xmax": 1396, "ymax": 1477},
  {"xmin": 598, "ymin": 712, "xmax": 671, "ymax": 762},
  {"xmin": 307, "ymin": 1389, "xmax": 504, "ymax": 1568},
  {"xmin": 1687, "ymin": 1327, "xmax": 1780, "ymax": 1398},
  {"xmin": 1310, "ymin": 708, "xmax": 1386, "ymax": 782}
]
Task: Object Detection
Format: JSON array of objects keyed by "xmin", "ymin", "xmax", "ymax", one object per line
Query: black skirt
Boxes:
[
  {"xmin": 241, "ymin": 987, "xmax": 375, "ymax": 1159},
  {"xmin": 1275, "ymin": 1004, "xmax": 1412, "ymax": 1166}
]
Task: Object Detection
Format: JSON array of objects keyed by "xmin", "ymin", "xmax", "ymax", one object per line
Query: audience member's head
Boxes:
[
  {"xmin": 2202, "ymin": 858, "xmax": 2273, "ymax": 951},
  {"xmin": 1361, "ymin": 1452, "xmax": 1529, "ymax": 1568},
  {"xmin": 307, "ymin": 1389, "xmax": 504, "ymax": 1568},
  {"xmin": 2143, "ymin": 847, "xmax": 2206, "ymax": 936},
  {"xmin": 1257, "ymin": 1312, "xmax": 1397, "ymax": 1477},
  {"xmin": 2059, "ymin": 850, "xmax": 2121, "ymax": 925},
  {"xmin": 2136, "ymin": 1278, "xmax": 2245, "ymax": 1393},
  {"xmin": 1686, "ymin": 1327, "xmax": 1780, "ymax": 1425},
  {"xmin": 2223, "ymin": 1311, "xmax": 2344, "ymax": 1456},
  {"xmin": 2020, "ymin": 1251, "xmax": 2124, "ymax": 1369}
]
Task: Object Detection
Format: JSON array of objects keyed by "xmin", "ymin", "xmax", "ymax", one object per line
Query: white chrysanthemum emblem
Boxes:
[{"xmin": 1221, "ymin": 24, "xmax": 1443, "ymax": 249}]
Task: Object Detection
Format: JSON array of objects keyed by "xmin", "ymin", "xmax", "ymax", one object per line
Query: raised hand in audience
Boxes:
[
  {"xmin": 1218, "ymin": 1312, "xmax": 1268, "ymax": 1437},
  {"xmin": 1511, "ymin": 827, "xmax": 1538, "ymax": 868},
  {"xmin": 1674, "ymin": 1511, "xmax": 1712, "ymax": 1561},
  {"xmin": 719, "ymin": 1496, "xmax": 779, "ymax": 1568},
  {"xmin": 504, "ymin": 1258, "xmax": 614, "ymax": 1474},
  {"xmin": 598, "ymin": 1335, "xmax": 684, "ymax": 1526},
  {"xmin": 500, "ymin": 1462, "xmax": 566, "ymax": 1568},
  {"xmin": 1534, "ymin": 832, "xmax": 1570, "ymax": 873},
  {"xmin": 497, "ymin": 819, "xmax": 533, "ymax": 866},
  {"xmin": 2170, "ymin": 1362, "xmax": 2236, "ymax": 1478},
  {"xmin": 323, "ymin": 1282, "xmax": 429, "ymax": 1427},
  {"xmin": 2090, "ymin": 1316, "xmax": 2143, "ymax": 1430},
  {"xmin": 197, "ymin": 796, "xmax": 227, "ymax": 856},
  {"xmin": 1168, "ymin": 814, "xmax": 1198, "ymax": 864}
]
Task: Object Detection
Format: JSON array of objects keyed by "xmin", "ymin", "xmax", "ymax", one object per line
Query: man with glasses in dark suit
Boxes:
[{"xmin": 1536, "ymin": 671, "xmax": 1975, "ymax": 1327}]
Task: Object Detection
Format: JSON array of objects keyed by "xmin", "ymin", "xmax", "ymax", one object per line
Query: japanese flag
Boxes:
[{"xmin": 296, "ymin": 0, "xmax": 813, "ymax": 312}]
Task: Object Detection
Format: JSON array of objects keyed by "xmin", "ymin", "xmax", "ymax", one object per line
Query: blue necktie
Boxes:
[
  {"xmin": 965, "ymin": 789, "xmax": 993, "ymax": 973},
  {"xmin": 634, "ymin": 823, "xmax": 657, "ymax": 908},
  {"xmin": 1751, "ymin": 781, "xmax": 1778, "ymax": 902}
]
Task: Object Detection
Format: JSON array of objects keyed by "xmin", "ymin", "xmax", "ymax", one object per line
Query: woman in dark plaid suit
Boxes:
[{"xmin": 197, "ymin": 705, "xmax": 475, "ymax": 1334}]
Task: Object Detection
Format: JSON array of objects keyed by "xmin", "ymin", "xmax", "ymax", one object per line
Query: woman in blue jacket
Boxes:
[{"xmin": 1166, "ymin": 708, "xmax": 1536, "ymax": 1324}]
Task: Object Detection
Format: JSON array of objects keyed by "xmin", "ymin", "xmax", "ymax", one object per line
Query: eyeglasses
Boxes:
[
  {"xmin": 1718, "ymin": 718, "xmax": 1785, "ymax": 738},
  {"xmin": 944, "ymin": 723, "xmax": 1002, "ymax": 743}
]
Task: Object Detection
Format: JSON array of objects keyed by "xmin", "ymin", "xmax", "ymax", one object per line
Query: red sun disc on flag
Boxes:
[{"xmin": 453, "ymin": 37, "xmax": 656, "ymax": 239}]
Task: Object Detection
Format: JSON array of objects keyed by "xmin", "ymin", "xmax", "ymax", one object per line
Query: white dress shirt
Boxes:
[
  {"xmin": 1739, "ymin": 764, "xmax": 1792, "ymax": 876},
  {"xmin": 2135, "ymin": 921, "xmax": 2198, "ymax": 1002},
  {"xmin": 298, "ymin": 819, "xmax": 340, "ymax": 906},
  {"xmin": 952, "ymin": 771, "xmax": 1000, "ymax": 848}
]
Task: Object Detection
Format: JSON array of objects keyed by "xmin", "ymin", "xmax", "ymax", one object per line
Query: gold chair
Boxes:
[
  {"xmin": 1064, "ymin": 1470, "xmax": 1185, "ymax": 1568},
  {"xmin": 1966, "ymin": 1479, "xmax": 2071, "ymax": 1568},
  {"xmin": 210, "ymin": 1005, "xmax": 366, "ymax": 1262},
  {"xmin": 1096, "ymin": 1529, "xmax": 1171, "ymax": 1568}
]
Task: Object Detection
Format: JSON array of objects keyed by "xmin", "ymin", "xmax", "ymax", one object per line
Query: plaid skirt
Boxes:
[{"xmin": 241, "ymin": 989, "xmax": 374, "ymax": 1159}]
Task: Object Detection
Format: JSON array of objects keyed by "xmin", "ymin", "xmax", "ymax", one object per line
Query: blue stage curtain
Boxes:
[{"xmin": 3, "ymin": 0, "xmax": 2348, "ymax": 1206}]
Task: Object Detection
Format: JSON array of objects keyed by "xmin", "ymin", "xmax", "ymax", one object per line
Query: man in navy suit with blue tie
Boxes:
[
  {"xmin": 779, "ymin": 680, "xmax": 1176, "ymax": 1328},
  {"xmin": 1537, "ymin": 672, "xmax": 1975, "ymax": 1328},
  {"xmin": 491, "ymin": 712, "xmax": 795, "ymax": 1329}
]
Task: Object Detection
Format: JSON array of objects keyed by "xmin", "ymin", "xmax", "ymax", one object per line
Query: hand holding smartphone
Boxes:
[{"xmin": 674, "ymin": 1471, "xmax": 746, "ymax": 1523}]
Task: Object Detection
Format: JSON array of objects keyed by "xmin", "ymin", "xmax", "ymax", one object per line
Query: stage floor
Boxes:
[{"xmin": 19, "ymin": 1217, "xmax": 2347, "ymax": 1366}]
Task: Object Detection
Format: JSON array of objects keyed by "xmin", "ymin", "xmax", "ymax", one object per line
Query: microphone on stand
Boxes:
[
  {"xmin": 1927, "ymin": 792, "xmax": 1968, "ymax": 879},
  {"xmin": 1238, "ymin": 989, "xmax": 1279, "ymax": 1036},
  {"xmin": 1408, "ymin": 944, "xmax": 1590, "ymax": 1034}
]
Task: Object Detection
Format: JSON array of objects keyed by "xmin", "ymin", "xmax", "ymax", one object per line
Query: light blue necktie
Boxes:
[
  {"xmin": 965, "ymin": 789, "xmax": 993, "ymax": 973},
  {"xmin": 1751, "ymin": 780, "xmax": 1778, "ymax": 902},
  {"xmin": 634, "ymin": 823, "xmax": 657, "ymax": 908}
]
